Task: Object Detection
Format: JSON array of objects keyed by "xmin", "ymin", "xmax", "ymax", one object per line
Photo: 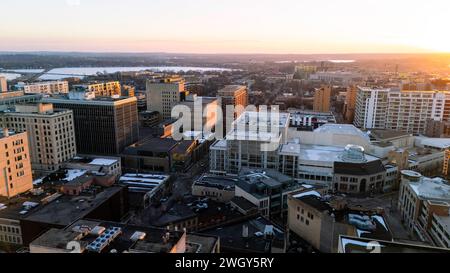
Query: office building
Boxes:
[
  {"xmin": 0, "ymin": 130, "xmax": 33, "ymax": 198},
  {"xmin": 42, "ymin": 96, "xmax": 139, "ymax": 155},
  {"xmin": 73, "ymin": 81, "xmax": 121, "ymax": 97},
  {"xmin": 217, "ymin": 85, "xmax": 248, "ymax": 134},
  {"xmin": 146, "ymin": 76, "xmax": 185, "ymax": 119},
  {"xmin": 313, "ymin": 85, "xmax": 331, "ymax": 112},
  {"xmin": 398, "ymin": 170, "xmax": 450, "ymax": 248},
  {"xmin": 0, "ymin": 103, "xmax": 77, "ymax": 172},
  {"xmin": 23, "ymin": 81, "xmax": 69, "ymax": 95},
  {"xmin": 209, "ymin": 111, "xmax": 290, "ymax": 175},
  {"xmin": 177, "ymin": 94, "xmax": 219, "ymax": 134},
  {"xmin": 235, "ymin": 168, "xmax": 303, "ymax": 218}
]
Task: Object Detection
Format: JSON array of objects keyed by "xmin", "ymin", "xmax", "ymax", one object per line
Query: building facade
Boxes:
[
  {"xmin": 398, "ymin": 170, "xmax": 450, "ymax": 248},
  {"xmin": 23, "ymin": 81, "xmax": 69, "ymax": 95},
  {"xmin": 0, "ymin": 103, "xmax": 77, "ymax": 172},
  {"xmin": 217, "ymin": 85, "xmax": 248, "ymax": 134},
  {"xmin": 354, "ymin": 87, "xmax": 450, "ymax": 134},
  {"xmin": 73, "ymin": 81, "xmax": 121, "ymax": 97},
  {"xmin": 313, "ymin": 85, "xmax": 331, "ymax": 112},
  {"xmin": 0, "ymin": 130, "xmax": 33, "ymax": 198},
  {"xmin": 42, "ymin": 96, "xmax": 139, "ymax": 155},
  {"xmin": 146, "ymin": 76, "xmax": 185, "ymax": 119}
]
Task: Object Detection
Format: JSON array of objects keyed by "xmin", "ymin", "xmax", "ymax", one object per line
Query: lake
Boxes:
[{"xmin": 1, "ymin": 66, "xmax": 233, "ymax": 81}]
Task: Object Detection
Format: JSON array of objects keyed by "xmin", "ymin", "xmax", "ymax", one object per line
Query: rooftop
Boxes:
[
  {"xmin": 23, "ymin": 186, "xmax": 124, "ymax": 226},
  {"xmin": 200, "ymin": 216, "xmax": 284, "ymax": 253},
  {"xmin": 194, "ymin": 175, "xmax": 237, "ymax": 191},
  {"xmin": 339, "ymin": 235, "xmax": 450, "ymax": 253},
  {"xmin": 407, "ymin": 177, "xmax": 450, "ymax": 201},
  {"xmin": 314, "ymin": 124, "xmax": 371, "ymax": 142},
  {"xmin": 30, "ymin": 219, "xmax": 218, "ymax": 253},
  {"xmin": 299, "ymin": 144, "xmax": 380, "ymax": 164}
]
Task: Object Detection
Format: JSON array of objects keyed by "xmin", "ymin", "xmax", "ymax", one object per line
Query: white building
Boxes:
[{"xmin": 354, "ymin": 87, "xmax": 450, "ymax": 134}]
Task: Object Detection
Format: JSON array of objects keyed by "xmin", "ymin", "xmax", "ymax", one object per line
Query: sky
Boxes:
[{"xmin": 0, "ymin": 0, "xmax": 449, "ymax": 54}]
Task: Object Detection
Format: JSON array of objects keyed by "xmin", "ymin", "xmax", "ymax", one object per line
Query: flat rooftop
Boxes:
[
  {"xmin": 408, "ymin": 177, "xmax": 450, "ymax": 201},
  {"xmin": 194, "ymin": 175, "xmax": 237, "ymax": 190},
  {"xmin": 200, "ymin": 216, "xmax": 284, "ymax": 253},
  {"xmin": 299, "ymin": 144, "xmax": 380, "ymax": 163},
  {"xmin": 23, "ymin": 186, "xmax": 124, "ymax": 226},
  {"xmin": 339, "ymin": 236, "xmax": 450, "ymax": 253}
]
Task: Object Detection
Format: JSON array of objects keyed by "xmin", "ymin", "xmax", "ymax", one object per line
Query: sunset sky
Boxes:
[{"xmin": 1, "ymin": 0, "xmax": 449, "ymax": 54}]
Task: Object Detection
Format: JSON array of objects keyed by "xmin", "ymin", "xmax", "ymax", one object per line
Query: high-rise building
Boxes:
[
  {"xmin": 23, "ymin": 81, "xmax": 69, "ymax": 95},
  {"xmin": 0, "ymin": 129, "xmax": 33, "ymax": 198},
  {"xmin": 0, "ymin": 103, "xmax": 77, "ymax": 172},
  {"xmin": 217, "ymin": 85, "xmax": 248, "ymax": 134},
  {"xmin": 73, "ymin": 81, "xmax": 121, "ymax": 97},
  {"xmin": 343, "ymin": 85, "xmax": 357, "ymax": 123},
  {"xmin": 313, "ymin": 85, "xmax": 331, "ymax": 112},
  {"xmin": 146, "ymin": 76, "xmax": 185, "ymax": 119},
  {"xmin": 0, "ymin": 76, "xmax": 7, "ymax": 92},
  {"xmin": 43, "ymin": 95, "xmax": 139, "ymax": 155},
  {"xmin": 354, "ymin": 87, "xmax": 450, "ymax": 134}
]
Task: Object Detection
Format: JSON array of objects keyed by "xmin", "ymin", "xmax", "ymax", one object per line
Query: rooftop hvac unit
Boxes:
[{"xmin": 86, "ymin": 227, "xmax": 122, "ymax": 253}]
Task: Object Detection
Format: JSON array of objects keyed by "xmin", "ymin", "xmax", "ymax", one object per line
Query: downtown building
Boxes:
[
  {"xmin": 42, "ymin": 93, "xmax": 139, "ymax": 155},
  {"xmin": 210, "ymin": 110, "xmax": 450, "ymax": 195},
  {"xmin": 73, "ymin": 81, "xmax": 121, "ymax": 97},
  {"xmin": 354, "ymin": 87, "xmax": 450, "ymax": 134},
  {"xmin": 217, "ymin": 85, "xmax": 248, "ymax": 135},
  {"xmin": 146, "ymin": 76, "xmax": 185, "ymax": 119},
  {"xmin": 23, "ymin": 81, "xmax": 69, "ymax": 95},
  {"xmin": 398, "ymin": 170, "xmax": 450, "ymax": 248},
  {"xmin": 0, "ymin": 103, "xmax": 76, "ymax": 173},
  {"xmin": 0, "ymin": 129, "xmax": 33, "ymax": 198}
]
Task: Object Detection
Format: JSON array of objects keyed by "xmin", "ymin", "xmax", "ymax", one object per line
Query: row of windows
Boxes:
[{"xmin": 0, "ymin": 225, "xmax": 20, "ymax": 234}]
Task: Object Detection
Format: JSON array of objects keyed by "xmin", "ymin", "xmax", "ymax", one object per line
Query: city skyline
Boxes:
[{"xmin": 1, "ymin": 0, "xmax": 449, "ymax": 54}]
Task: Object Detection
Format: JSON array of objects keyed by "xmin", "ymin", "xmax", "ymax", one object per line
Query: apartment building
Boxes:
[
  {"xmin": 313, "ymin": 85, "xmax": 331, "ymax": 112},
  {"xmin": 73, "ymin": 81, "xmax": 121, "ymax": 97},
  {"xmin": 146, "ymin": 76, "xmax": 185, "ymax": 119},
  {"xmin": 42, "ymin": 96, "xmax": 139, "ymax": 155},
  {"xmin": 23, "ymin": 81, "xmax": 69, "ymax": 94},
  {"xmin": 398, "ymin": 170, "xmax": 450, "ymax": 248},
  {"xmin": 0, "ymin": 129, "xmax": 33, "ymax": 198},
  {"xmin": 0, "ymin": 103, "xmax": 76, "ymax": 172},
  {"xmin": 354, "ymin": 87, "xmax": 450, "ymax": 134}
]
